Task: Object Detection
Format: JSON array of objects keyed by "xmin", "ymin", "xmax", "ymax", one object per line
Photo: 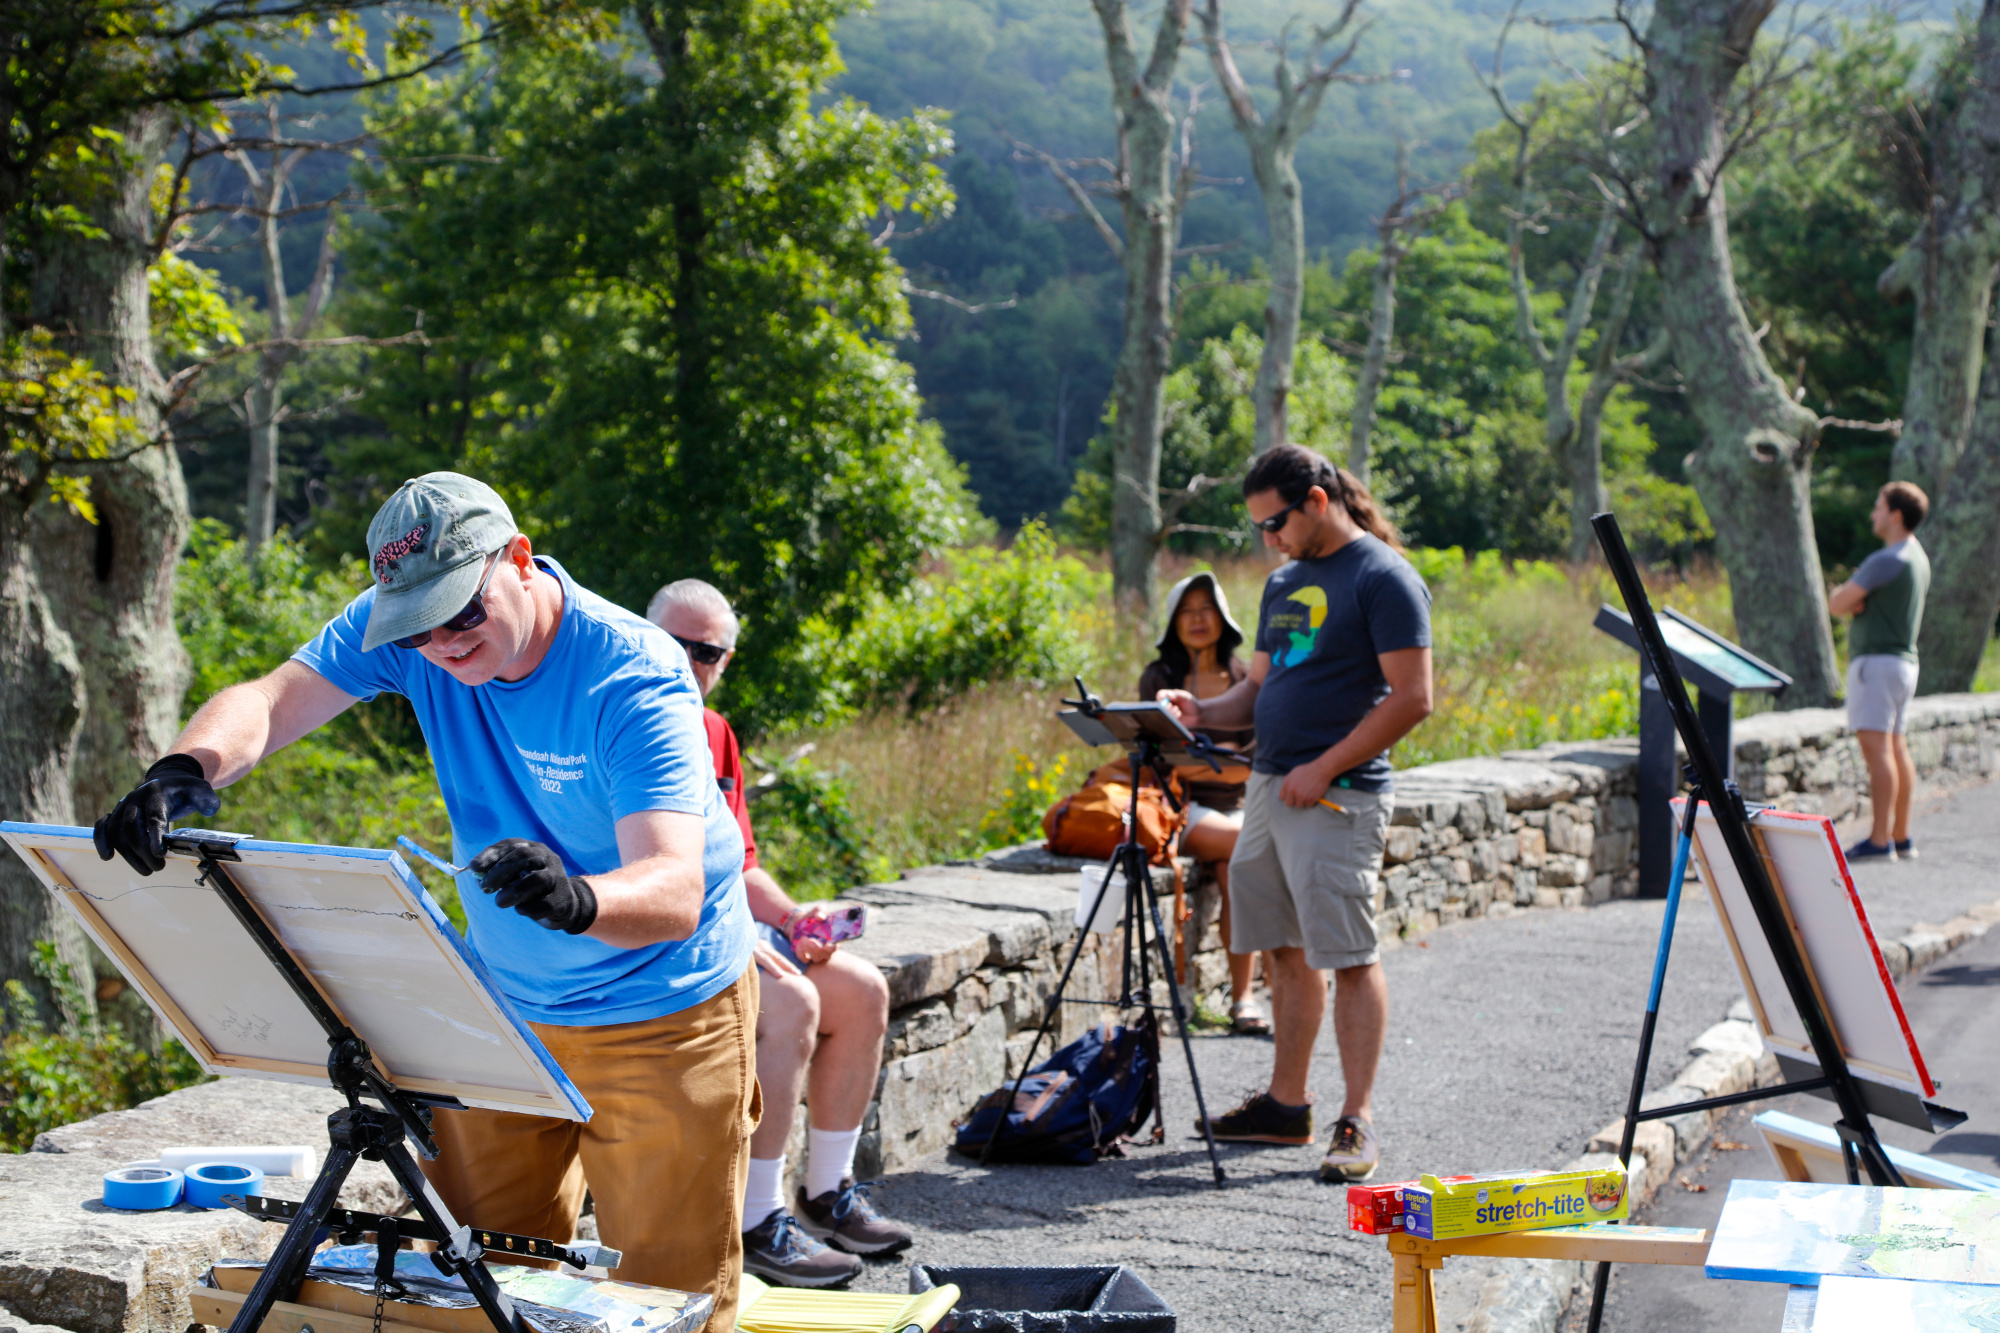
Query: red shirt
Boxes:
[{"xmin": 703, "ymin": 708, "xmax": 759, "ymax": 872}]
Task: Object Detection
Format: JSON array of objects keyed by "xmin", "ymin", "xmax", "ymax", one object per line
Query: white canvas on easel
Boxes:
[
  {"xmin": 0, "ymin": 822, "xmax": 588, "ymax": 1121},
  {"xmin": 1678, "ymin": 799, "xmax": 1935, "ymax": 1104}
]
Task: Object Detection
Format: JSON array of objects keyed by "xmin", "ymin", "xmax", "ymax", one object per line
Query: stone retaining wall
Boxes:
[{"xmin": 5, "ymin": 692, "xmax": 1997, "ymax": 1333}]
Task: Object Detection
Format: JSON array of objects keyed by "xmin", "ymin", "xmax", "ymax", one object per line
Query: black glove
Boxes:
[
  {"xmin": 470, "ymin": 838, "xmax": 598, "ymax": 935},
  {"xmin": 93, "ymin": 754, "xmax": 221, "ymax": 876}
]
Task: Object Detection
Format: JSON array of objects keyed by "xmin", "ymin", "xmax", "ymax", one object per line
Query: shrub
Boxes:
[
  {"xmin": 746, "ymin": 747, "xmax": 882, "ymax": 901},
  {"xmin": 825, "ymin": 522, "xmax": 1099, "ymax": 718},
  {"xmin": 975, "ymin": 751, "xmax": 1073, "ymax": 853},
  {"xmin": 0, "ymin": 944, "xmax": 208, "ymax": 1152}
]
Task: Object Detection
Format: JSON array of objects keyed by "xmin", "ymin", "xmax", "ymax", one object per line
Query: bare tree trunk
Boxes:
[
  {"xmin": 25, "ymin": 112, "xmax": 190, "ymax": 840},
  {"xmin": 1202, "ymin": 0, "xmax": 1361, "ymax": 456},
  {"xmin": 0, "ymin": 503, "xmax": 91, "ymax": 1024},
  {"xmin": 1347, "ymin": 249, "xmax": 1398, "ymax": 485},
  {"xmin": 1642, "ymin": 0, "xmax": 1842, "ymax": 707},
  {"xmin": 1092, "ymin": 0, "xmax": 1192, "ymax": 616},
  {"xmin": 1916, "ymin": 346, "xmax": 2000, "ymax": 692},
  {"xmin": 234, "ymin": 114, "xmax": 336, "ymax": 554},
  {"xmin": 1570, "ymin": 253, "xmax": 1669, "ymax": 563},
  {"xmin": 1881, "ymin": 0, "xmax": 2000, "ymax": 500}
]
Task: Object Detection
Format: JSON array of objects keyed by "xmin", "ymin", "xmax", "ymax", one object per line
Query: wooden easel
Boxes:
[{"xmin": 1387, "ymin": 1225, "xmax": 1712, "ymax": 1333}]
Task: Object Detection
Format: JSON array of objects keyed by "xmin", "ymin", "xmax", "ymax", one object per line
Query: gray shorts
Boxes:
[
  {"xmin": 1847, "ymin": 654, "xmax": 1919, "ymax": 734},
  {"xmin": 1227, "ymin": 773, "xmax": 1389, "ymax": 970}
]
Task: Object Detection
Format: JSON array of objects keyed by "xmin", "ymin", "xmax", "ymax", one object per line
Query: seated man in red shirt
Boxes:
[{"xmin": 647, "ymin": 579, "xmax": 910, "ymax": 1287}]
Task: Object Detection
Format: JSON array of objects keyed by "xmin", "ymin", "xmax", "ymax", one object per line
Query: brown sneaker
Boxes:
[
  {"xmin": 796, "ymin": 1178, "xmax": 912, "ymax": 1256},
  {"xmin": 741, "ymin": 1209, "xmax": 862, "ymax": 1287},
  {"xmin": 1197, "ymin": 1091, "xmax": 1313, "ymax": 1145}
]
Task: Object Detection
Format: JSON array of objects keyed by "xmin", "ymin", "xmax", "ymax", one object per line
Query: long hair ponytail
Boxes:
[{"xmin": 1243, "ymin": 444, "xmax": 1404, "ymax": 551}]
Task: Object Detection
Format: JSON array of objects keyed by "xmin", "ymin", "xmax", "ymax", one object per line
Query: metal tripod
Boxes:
[{"xmin": 977, "ymin": 735, "xmax": 1227, "ymax": 1186}]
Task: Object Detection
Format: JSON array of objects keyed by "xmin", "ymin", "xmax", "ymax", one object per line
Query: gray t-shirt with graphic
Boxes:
[{"xmin": 1252, "ymin": 534, "xmax": 1432, "ymax": 792}]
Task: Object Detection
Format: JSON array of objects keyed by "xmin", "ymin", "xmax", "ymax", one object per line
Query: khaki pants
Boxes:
[{"xmin": 421, "ymin": 967, "xmax": 762, "ymax": 1333}]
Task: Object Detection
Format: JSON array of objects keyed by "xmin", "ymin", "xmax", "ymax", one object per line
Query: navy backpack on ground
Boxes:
[{"xmin": 953, "ymin": 1018, "xmax": 1159, "ymax": 1165}]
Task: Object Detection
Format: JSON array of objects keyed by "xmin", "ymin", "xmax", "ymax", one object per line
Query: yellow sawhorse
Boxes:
[{"xmin": 1387, "ymin": 1224, "xmax": 1713, "ymax": 1333}]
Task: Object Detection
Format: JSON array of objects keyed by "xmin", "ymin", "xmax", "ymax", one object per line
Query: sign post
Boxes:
[{"xmin": 1593, "ymin": 605, "xmax": 1790, "ymax": 897}]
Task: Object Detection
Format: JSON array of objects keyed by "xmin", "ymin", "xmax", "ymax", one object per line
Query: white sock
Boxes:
[
  {"xmin": 805, "ymin": 1127, "xmax": 861, "ymax": 1200},
  {"xmin": 743, "ymin": 1155, "xmax": 786, "ymax": 1230}
]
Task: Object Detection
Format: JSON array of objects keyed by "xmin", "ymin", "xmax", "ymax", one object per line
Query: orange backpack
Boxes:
[{"xmin": 1041, "ymin": 760, "xmax": 1186, "ymax": 865}]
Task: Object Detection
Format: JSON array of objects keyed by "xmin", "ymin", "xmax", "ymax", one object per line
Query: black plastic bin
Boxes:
[{"xmin": 909, "ymin": 1265, "xmax": 1175, "ymax": 1333}]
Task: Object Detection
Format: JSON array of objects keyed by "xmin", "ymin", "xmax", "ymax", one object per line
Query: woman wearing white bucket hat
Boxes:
[{"xmin": 1137, "ymin": 571, "xmax": 1268, "ymax": 1035}]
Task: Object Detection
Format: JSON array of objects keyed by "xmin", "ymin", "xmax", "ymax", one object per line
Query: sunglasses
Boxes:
[
  {"xmin": 1253, "ymin": 494, "xmax": 1309, "ymax": 534},
  {"xmin": 394, "ymin": 552, "xmax": 504, "ymax": 650},
  {"xmin": 673, "ymin": 635, "xmax": 731, "ymax": 667}
]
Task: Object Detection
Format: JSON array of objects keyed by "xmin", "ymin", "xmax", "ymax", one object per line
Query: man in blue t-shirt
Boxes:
[
  {"xmin": 91, "ymin": 473, "xmax": 759, "ymax": 1331},
  {"xmin": 1158, "ymin": 445, "xmax": 1432, "ymax": 1185}
]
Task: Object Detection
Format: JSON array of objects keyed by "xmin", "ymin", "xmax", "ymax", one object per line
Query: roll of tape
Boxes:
[
  {"xmin": 103, "ymin": 1164, "xmax": 184, "ymax": 1210},
  {"xmin": 182, "ymin": 1161, "xmax": 265, "ymax": 1210}
]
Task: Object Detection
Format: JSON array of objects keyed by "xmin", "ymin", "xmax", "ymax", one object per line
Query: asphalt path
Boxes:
[{"xmin": 844, "ymin": 779, "xmax": 2000, "ymax": 1333}]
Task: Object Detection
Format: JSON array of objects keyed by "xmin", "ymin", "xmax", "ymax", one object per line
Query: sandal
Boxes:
[{"xmin": 1230, "ymin": 1000, "xmax": 1272, "ymax": 1036}]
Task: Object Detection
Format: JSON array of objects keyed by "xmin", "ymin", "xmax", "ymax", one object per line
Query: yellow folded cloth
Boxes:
[{"xmin": 735, "ymin": 1275, "xmax": 959, "ymax": 1333}]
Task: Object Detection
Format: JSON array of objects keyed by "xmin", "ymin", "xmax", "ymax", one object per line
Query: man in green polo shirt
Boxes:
[{"xmin": 1828, "ymin": 480, "xmax": 1931, "ymax": 861}]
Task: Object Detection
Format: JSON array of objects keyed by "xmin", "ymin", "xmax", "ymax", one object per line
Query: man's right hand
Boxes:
[
  {"xmin": 93, "ymin": 754, "xmax": 221, "ymax": 875},
  {"xmin": 1156, "ymin": 687, "xmax": 1202, "ymax": 728}
]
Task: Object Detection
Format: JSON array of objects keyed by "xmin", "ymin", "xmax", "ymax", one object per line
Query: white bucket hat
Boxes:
[{"xmin": 1155, "ymin": 570, "xmax": 1245, "ymax": 654}]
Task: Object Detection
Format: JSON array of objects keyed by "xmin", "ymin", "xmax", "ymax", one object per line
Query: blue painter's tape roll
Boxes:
[
  {"xmin": 103, "ymin": 1165, "xmax": 184, "ymax": 1210},
  {"xmin": 183, "ymin": 1161, "xmax": 265, "ymax": 1210}
]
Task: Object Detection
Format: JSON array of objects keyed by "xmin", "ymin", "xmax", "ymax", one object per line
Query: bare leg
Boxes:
[
  {"xmin": 1332, "ymin": 962, "xmax": 1388, "ymax": 1123},
  {"xmin": 802, "ymin": 950, "xmax": 890, "ymax": 1132},
  {"xmin": 1266, "ymin": 946, "xmax": 1327, "ymax": 1106},
  {"xmin": 1890, "ymin": 732, "xmax": 1916, "ymax": 843},
  {"xmin": 1858, "ymin": 730, "xmax": 1896, "ymax": 847},
  {"xmin": 750, "ymin": 968, "xmax": 820, "ymax": 1160},
  {"xmin": 1184, "ymin": 814, "xmax": 1254, "ymax": 1007}
]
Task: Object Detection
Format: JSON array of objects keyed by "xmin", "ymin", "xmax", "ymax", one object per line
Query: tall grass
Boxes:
[{"xmin": 765, "ymin": 547, "xmax": 1741, "ymax": 881}]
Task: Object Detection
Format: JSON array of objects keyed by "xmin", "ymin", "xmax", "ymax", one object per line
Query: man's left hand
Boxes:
[
  {"xmin": 1279, "ymin": 756, "xmax": 1336, "ymax": 809},
  {"xmin": 471, "ymin": 838, "xmax": 599, "ymax": 935}
]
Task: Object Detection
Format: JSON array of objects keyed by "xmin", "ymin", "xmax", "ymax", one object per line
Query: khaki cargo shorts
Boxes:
[{"xmin": 1228, "ymin": 772, "xmax": 1389, "ymax": 971}]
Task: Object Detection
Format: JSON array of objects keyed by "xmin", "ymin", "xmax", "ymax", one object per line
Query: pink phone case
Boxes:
[{"xmin": 793, "ymin": 906, "xmax": 866, "ymax": 945}]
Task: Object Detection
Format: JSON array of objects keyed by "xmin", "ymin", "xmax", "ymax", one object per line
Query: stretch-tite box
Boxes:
[{"xmin": 1400, "ymin": 1166, "xmax": 1628, "ymax": 1241}]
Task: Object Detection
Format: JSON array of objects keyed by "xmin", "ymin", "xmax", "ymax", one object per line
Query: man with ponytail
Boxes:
[{"xmin": 1157, "ymin": 444, "xmax": 1432, "ymax": 1182}]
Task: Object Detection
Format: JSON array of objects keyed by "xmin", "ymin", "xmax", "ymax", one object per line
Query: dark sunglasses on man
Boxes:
[
  {"xmin": 1253, "ymin": 493, "xmax": 1309, "ymax": 534},
  {"xmin": 672, "ymin": 635, "xmax": 730, "ymax": 667},
  {"xmin": 393, "ymin": 550, "xmax": 505, "ymax": 650}
]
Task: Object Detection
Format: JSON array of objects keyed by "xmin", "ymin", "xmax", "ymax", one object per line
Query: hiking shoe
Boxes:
[
  {"xmin": 1845, "ymin": 837, "xmax": 1895, "ymax": 861},
  {"xmin": 1318, "ymin": 1116, "xmax": 1380, "ymax": 1182},
  {"xmin": 1895, "ymin": 838, "xmax": 1918, "ymax": 860},
  {"xmin": 742, "ymin": 1210, "xmax": 862, "ymax": 1287},
  {"xmin": 797, "ymin": 1178, "xmax": 912, "ymax": 1256},
  {"xmin": 1196, "ymin": 1091, "xmax": 1313, "ymax": 1145}
]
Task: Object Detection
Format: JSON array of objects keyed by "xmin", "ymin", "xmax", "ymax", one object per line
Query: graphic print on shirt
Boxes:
[
  {"xmin": 517, "ymin": 744, "xmax": 587, "ymax": 795},
  {"xmin": 1268, "ymin": 585, "xmax": 1328, "ymax": 669}
]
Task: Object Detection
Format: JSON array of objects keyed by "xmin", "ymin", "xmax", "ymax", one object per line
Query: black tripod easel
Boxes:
[
  {"xmin": 978, "ymin": 680, "xmax": 1227, "ymax": 1186},
  {"xmin": 160, "ymin": 829, "xmax": 614, "ymax": 1333},
  {"xmin": 1580, "ymin": 514, "xmax": 1966, "ymax": 1333}
]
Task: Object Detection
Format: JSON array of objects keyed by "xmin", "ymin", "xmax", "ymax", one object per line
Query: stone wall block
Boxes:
[
  {"xmin": 875, "ymin": 1008, "xmax": 1007, "ymax": 1174},
  {"xmin": 1384, "ymin": 826, "xmax": 1421, "ymax": 865},
  {"xmin": 1517, "ymin": 828, "xmax": 1547, "ymax": 867},
  {"xmin": 1471, "ymin": 839, "xmax": 1499, "ymax": 878}
]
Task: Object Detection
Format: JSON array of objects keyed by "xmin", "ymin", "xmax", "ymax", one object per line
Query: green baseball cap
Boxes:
[{"xmin": 361, "ymin": 472, "xmax": 518, "ymax": 651}]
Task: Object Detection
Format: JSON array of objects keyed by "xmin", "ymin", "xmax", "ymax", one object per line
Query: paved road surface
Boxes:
[{"xmin": 843, "ymin": 780, "xmax": 2000, "ymax": 1333}]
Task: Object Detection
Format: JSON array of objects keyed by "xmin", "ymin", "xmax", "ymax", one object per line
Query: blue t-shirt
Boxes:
[
  {"xmin": 1252, "ymin": 534, "xmax": 1432, "ymax": 792},
  {"xmin": 293, "ymin": 556, "xmax": 751, "ymax": 1026}
]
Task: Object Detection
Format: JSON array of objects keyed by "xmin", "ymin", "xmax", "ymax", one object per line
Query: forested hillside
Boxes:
[{"xmin": 834, "ymin": 0, "xmax": 1598, "ymax": 522}]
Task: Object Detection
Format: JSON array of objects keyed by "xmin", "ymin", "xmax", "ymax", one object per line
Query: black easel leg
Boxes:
[
  {"xmin": 227, "ymin": 1142, "xmax": 362, "ymax": 1333},
  {"xmin": 1138, "ymin": 858, "xmax": 1226, "ymax": 1186},
  {"xmin": 979, "ymin": 863, "xmax": 1118, "ymax": 1165},
  {"xmin": 377, "ymin": 1139, "xmax": 530, "ymax": 1333},
  {"xmin": 1838, "ymin": 1120, "xmax": 1907, "ymax": 1188}
]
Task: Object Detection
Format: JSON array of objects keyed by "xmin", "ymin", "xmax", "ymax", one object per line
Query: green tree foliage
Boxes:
[
  {"xmin": 1729, "ymin": 15, "xmax": 1931, "ymax": 570},
  {"xmin": 0, "ymin": 943, "xmax": 207, "ymax": 1152},
  {"xmin": 334, "ymin": 14, "xmax": 980, "ymax": 735}
]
